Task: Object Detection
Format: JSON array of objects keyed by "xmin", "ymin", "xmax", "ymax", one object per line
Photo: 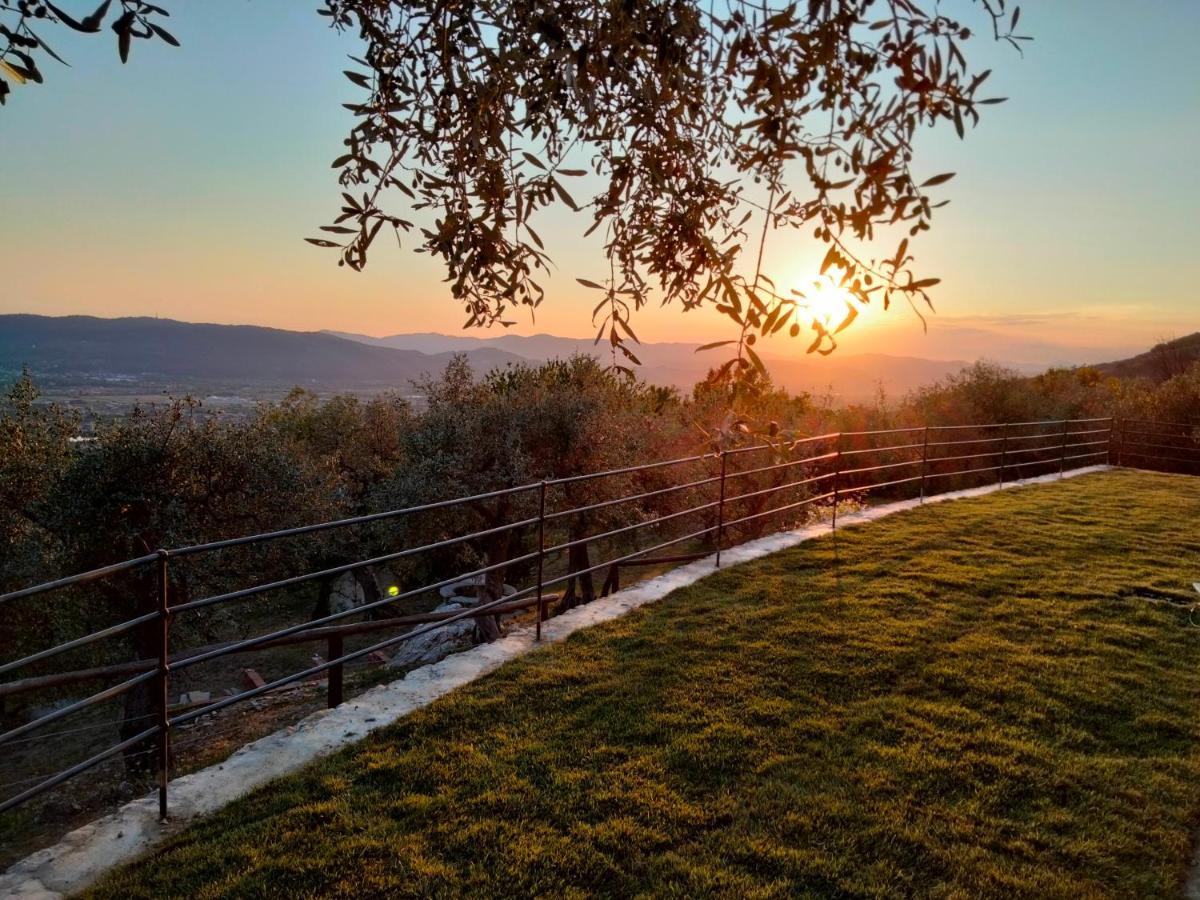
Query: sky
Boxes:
[{"xmin": 1, "ymin": 1, "xmax": 1198, "ymax": 364}]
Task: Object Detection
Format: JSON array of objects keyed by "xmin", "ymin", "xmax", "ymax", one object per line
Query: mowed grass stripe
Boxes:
[{"xmin": 86, "ymin": 470, "xmax": 1200, "ymax": 899}]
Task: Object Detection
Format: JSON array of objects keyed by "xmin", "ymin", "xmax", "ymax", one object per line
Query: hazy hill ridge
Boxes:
[
  {"xmin": 1095, "ymin": 333, "xmax": 1200, "ymax": 381},
  {"xmin": 0, "ymin": 314, "xmax": 1190, "ymax": 403},
  {"xmin": 11, "ymin": 314, "xmax": 1186, "ymax": 402},
  {"xmin": 0, "ymin": 315, "xmax": 524, "ymax": 388},
  {"xmin": 0, "ymin": 314, "xmax": 973, "ymax": 400},
  {"xmin": 327, "ymin": 328, "xmax": 974, "ymax": 400}
]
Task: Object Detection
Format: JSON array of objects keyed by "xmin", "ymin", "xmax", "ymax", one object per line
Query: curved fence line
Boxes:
[{"xmin": 0, "ymin": 415, "xmax": 1195, "ymax": 826}]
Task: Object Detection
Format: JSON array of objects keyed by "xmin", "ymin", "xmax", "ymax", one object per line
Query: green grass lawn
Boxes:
[{"xmin": 86, "ymin": 470, "xmax": 1200, "ymax": 899}]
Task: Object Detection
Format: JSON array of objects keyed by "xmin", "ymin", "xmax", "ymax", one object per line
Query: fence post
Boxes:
[
  {"xmin": 155, "ymin": 549, "xmax": 171, "ymax": 822},
  {"xmin": 998, "ymin": 422, "xmax": 1009, "ymax": 488},
  {"xmin": 831, "ymin": 434, "xmax": 843, "ymax": 530},
  {"xmin": 1106, "ymin": 417, "xmax": 1116, "ymax": 467},
  {"xmin": 715, "ymin": 450, "xmax": 728, "ymax": 568},
  {"xmin": 535, "ymin": 480, "xmax": 546, "ymax": 642},
  {"xmin": 327, "ymin": 633, "xmax": 343, "ymax": 709},
  {"xmin": 606, "ymin": 564, "xmax": 620, "ymax": 595},
  {"xmin": 1058, "ymin": 419, "xmax": 1070, "ymax": 477},
  {"xmin": 1117, "ymin": 418, "xmax": 1126, "ymax": 467},
  {"xmin": 918, "ymin": 426, "xmax": 930, "ymax": 503}
]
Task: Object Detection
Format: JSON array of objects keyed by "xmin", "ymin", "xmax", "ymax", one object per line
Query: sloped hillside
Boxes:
[{"xmin": 1096, "ymin": 332, "xmax": 1200, "ymax": 381}]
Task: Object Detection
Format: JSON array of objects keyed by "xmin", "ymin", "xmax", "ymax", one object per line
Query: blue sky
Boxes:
[{"xmin": 1, "ymin": 1, "xmax": 1197, "ymax": 360}]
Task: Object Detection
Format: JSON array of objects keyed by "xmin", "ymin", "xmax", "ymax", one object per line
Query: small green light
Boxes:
[{"xmin": 387, "ymin": 585, "xmax": 400, "ymax": 597}]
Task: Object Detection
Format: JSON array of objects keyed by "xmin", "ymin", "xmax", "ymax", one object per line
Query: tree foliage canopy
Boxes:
[
  {"xmin": 316, "ymin": 0, "xmax": 1025, "ymax": 376},
  {"xmin": 2, "ymin": 0, "xmax": 1027, "ymax": 378}
]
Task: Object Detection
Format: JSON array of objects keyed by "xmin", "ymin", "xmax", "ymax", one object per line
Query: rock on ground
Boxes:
[
  {"xmin": 438, "ymin": 575, "xmax": 517, "ymax": 602},
  {"xmin": 387, "ymin": 577, "xmax": 521, "ymax": 670},
  {"xmin": 387, "ymin": 600, "xmax": 480, "ymax": 669}
]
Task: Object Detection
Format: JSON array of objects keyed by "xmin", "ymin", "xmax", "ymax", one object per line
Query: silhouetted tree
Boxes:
[{"xmin": 3, "ymin": 1, "xmax": 1028, "ymax": 379}]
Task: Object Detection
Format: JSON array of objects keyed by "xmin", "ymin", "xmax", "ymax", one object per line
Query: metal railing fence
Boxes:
[
  {"xmin": 1113, "ymin": 418, "xmax": 1200, "ymax": 471},
  {"xmin": 0, "ymin": 415, "xmax": 1193, "ymax": 827}
]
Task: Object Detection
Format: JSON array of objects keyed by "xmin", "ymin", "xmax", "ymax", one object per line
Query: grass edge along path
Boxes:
[{"xmin": 73, "ymin": 469, "xmax": 1200, "ymax": 897}]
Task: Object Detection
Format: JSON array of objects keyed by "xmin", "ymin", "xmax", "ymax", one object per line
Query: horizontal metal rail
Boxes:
[
  {"xmin": 926, "ymin": 463, "xmax": 1003, "ymax": 480},
  {"xmin": 1004, "ymin": 431, "xmax": 1071, "ymax": 445},
  {"xmin": 926, "ymin": 450, "xmax": 996, "ymax": 465},
  {"xmin": 537, "ymin": 525, "xmax": 719, "ymax": 593},
  {"xmin": 1062, "ymin": 450, "xmax": 1108, "ymax": 463},
  {"xmin": 0, "ymin": 726, "xmax": 160, "ymax": 816},
  {"xmin": 838, "ymin": 442, "xmax": 923, "ymax": 457},
  {"xmin": 848, "ymin": 473, "xmax": 924, "ymax": 493},
  {"xmin": 173, "ymin": 550, "xmax": 542, "ymax": 673},
  {"xmin": 1122, "ymin": 428, "xmax": 1198, "ymax": 438},
  {"xmin": 840, "ymin": 458, "xmax": 921, "ymax": 477},
  {"xmin": 722, "ymin": 450, "xmax": 838, "ymax": 481},
  {"xmin": 0, "ymin": 670, "xmax": 158, "ymax": 748},
  {"xmin": 170, "ymin": 483, "xmax": 540, "ymax": 559},
  {"xmin": 924, "ymin": 436, "xmax": 1001, "ymax": 448},
  {"xmin": 1123, "ymin": 419, "xmax": 1197, "ymax": 429},
  {"xmin": 722, "ymin": 491, "xmax": 837, "ymax": 529},
  {"xmin": 722, "ymin": 471, "xmax": 836, "ymax": 506},
  {"xmin": 170, "ymin": 580, "xmax": 550, "ymax": 726},
  {"xmin": 0, "ymin": 611, "xmax": 160, "ymax": 680},
  {"xmin": 0, "ymin": 594, "xmax": 558, "ymax": 700},
  {"xmin": 0, "ymin": 554, "xmax": 158, "ymax": 606},
  {"xmin": 925, "ymin": 422, "xmax": 1007, "ymax": 431},
  {"xmin": 172, "ymin": 516, "xmax": 540, "ymax": 615},
  {"xmin": 1124, "ymin": 453, "xmax": 1200, "ymax": 467},
  {"xmin": 1122, "ymin": 432, "xmax": 1200, "ymax": 444},
  {"xmin": 542, "ymin": 501, "xmax": 719, "ymax": 556},
  {"xmin": 1003, "ymin": 444, "xmax": 1067, "ymax": 459},
  {"xmin": 543, "ymin": 475, "xmax": 719, "ymax": 522},
  {"xmin": 612, "ymin": 554, "xmax": 708, "ymax": 568},
  {"xmin": 1120, "ymin": 440, "xmax": 1200, "ymax": 455},
  {"xmin": 839, "ymin": 426, "xmax": 925, "ymax": 437},
  {"xmin": 723, "ymin": 433, "xmax": 838, "ymax": 456},
  {"xmin": 1005, "ymin": 455, "xmax": 1066, "ymax": 470},
  {"xmin": 545, "ymin": 452, "xmax": 708, "ymax": 486},
  {"xmin": 931, "ymin": 417, "xmax": 1108, "ymax": 431}
]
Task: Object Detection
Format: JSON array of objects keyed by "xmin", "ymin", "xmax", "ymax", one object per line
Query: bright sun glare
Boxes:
[{"xmin": 794, "ymin": 276, "xmax": 861, "ymax": 330}]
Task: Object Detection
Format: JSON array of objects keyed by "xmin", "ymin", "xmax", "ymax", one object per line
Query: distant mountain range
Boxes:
[
  {"xmin": 3, "ymin": 314, "xmax": 1192, "ymax": 404},
  {"xmin": 0, "ymin": 314, "xmax": 970, "ymax": 401},
  {"xmin": 326, "ymin": 329, "xmax": 975, "ymax": 401},
  {"xmin": 0, "ymin": 315, "xmax": 524, "ymax": 390}
]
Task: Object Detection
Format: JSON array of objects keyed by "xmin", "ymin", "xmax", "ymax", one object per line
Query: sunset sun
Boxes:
[{"xmin": 793, "ymin": 275, "xmax": 862, "ymax": 331}]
